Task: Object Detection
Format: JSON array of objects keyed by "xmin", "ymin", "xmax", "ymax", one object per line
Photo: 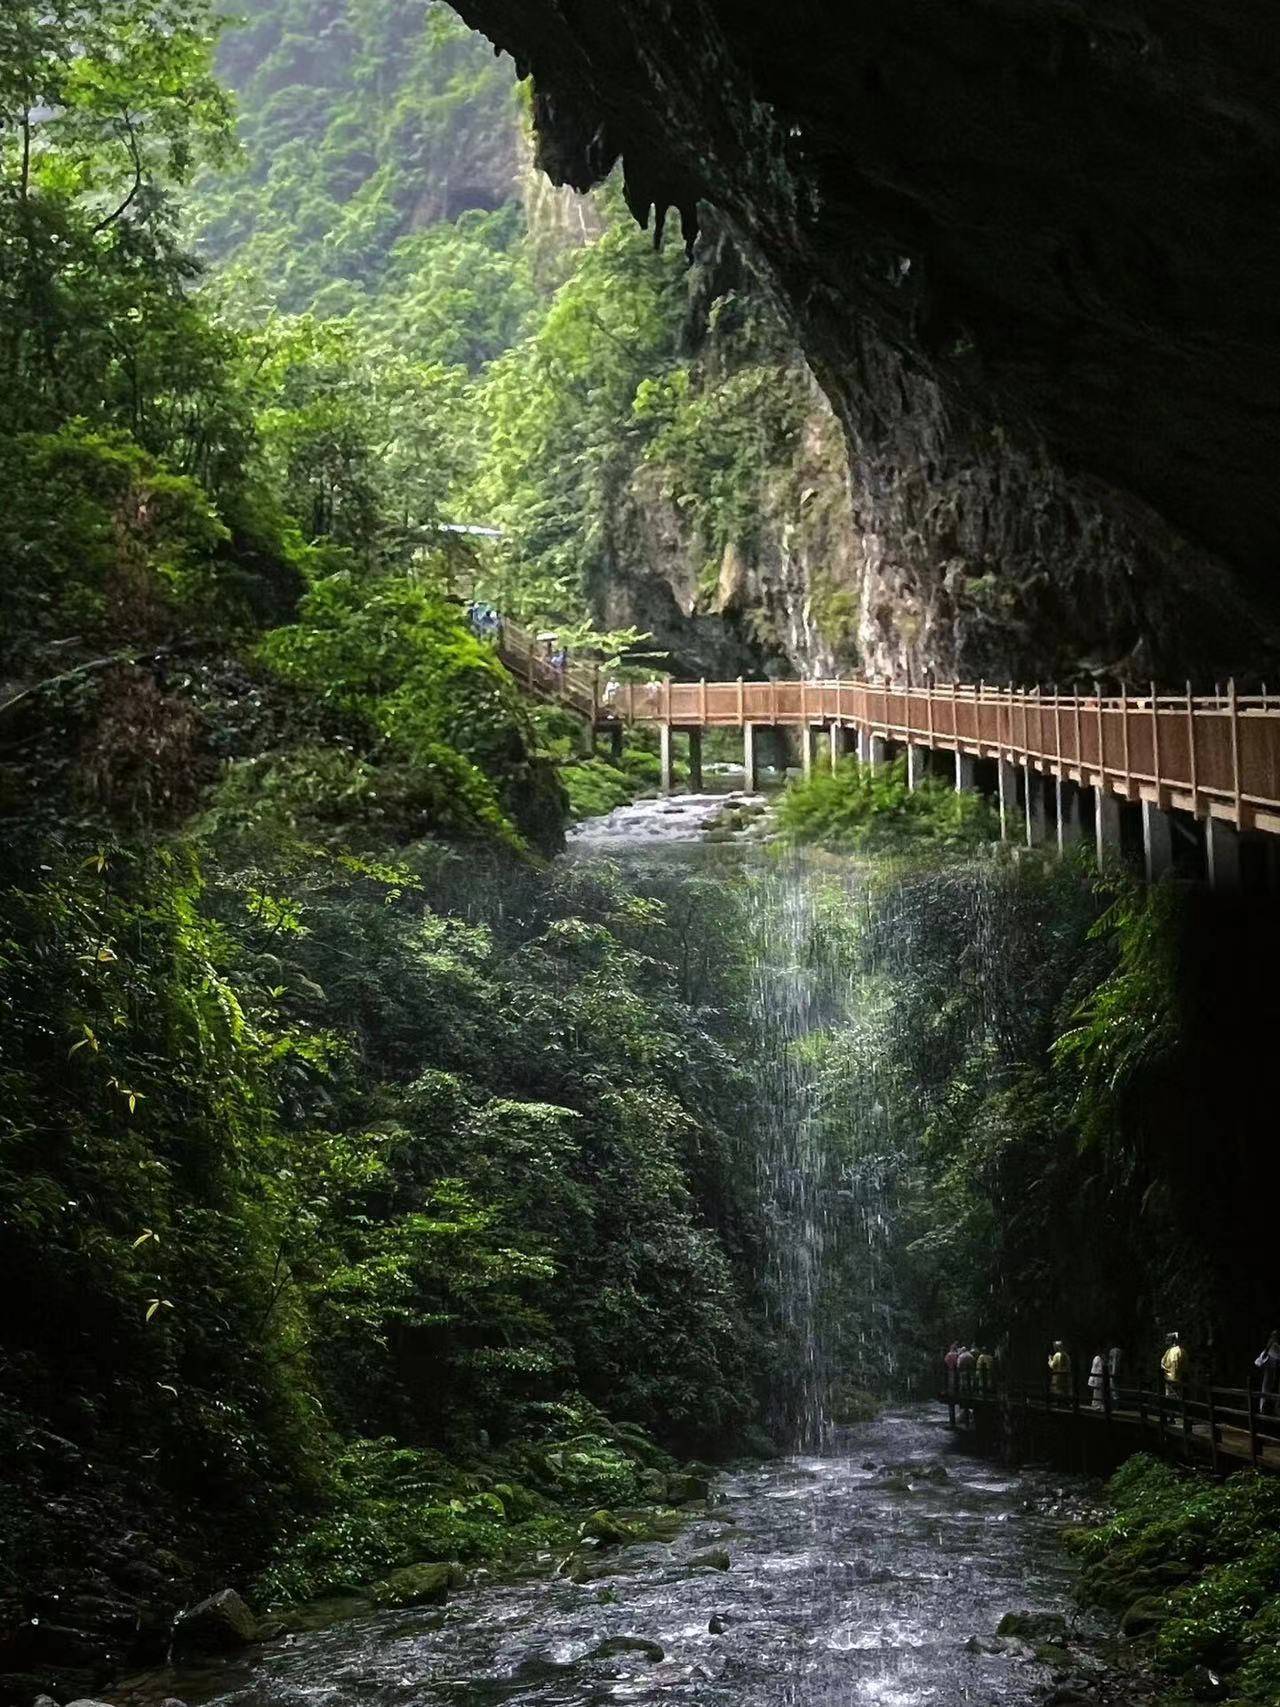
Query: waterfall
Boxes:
[{"xmin": 744, "ymin": 857, "xmax": 900, "ymax": 1451}]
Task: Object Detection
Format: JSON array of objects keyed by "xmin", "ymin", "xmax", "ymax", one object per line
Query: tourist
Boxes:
[
  {"xmin": 956, "ymin": 1344, "xmax": 976, "ymax": 1397},
  {"xmin": 1048, "ymin": 1340, "xmax": 1071, "ymax": 1402},
  {"xmin": 1089, "ymin": 1350, "xmax": 1106, "ymax": 1410},
  {"xmin": 956, "ymin": 1344, "xmax": 976, "ymax": 1423},
  {"xmin": 1254, "ymin": 1330, "xmax": 1280, "ymax": 1417},
  {"xmin": 1161, "ymin": 1331, "xmax": 1187, "ymax": 1396},
  {"xmin": 944, "ymin": 1342, "xmax": 960, "ymax": 1394},
  {"xmin": 976, "ymin": 1346, "xmax": 995, "ymax": 1395}
]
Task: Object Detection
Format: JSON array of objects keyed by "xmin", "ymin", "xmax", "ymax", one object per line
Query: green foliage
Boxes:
[
  {"xmin": 1074, "ymin": 1455, "xmax": 1280, "ymax": 1698},
  {"xmin": 776, "ymin": 757, "xmax": 1000, "ymax": 856},
  {"xmin": 1052, "ymin": 876, "xmax": 1183, "ymax": 1152}
]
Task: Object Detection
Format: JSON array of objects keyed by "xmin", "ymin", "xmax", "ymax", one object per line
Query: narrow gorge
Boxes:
[{"xmin": 2, "ymin": 6, "xmax": 1280, "ymax": 1707}]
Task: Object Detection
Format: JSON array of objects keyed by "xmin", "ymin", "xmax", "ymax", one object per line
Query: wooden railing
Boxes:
[
  {"xmin": 494, "ymin": 617, "xmax": 599, "ymax": 720},
  {"xmin": 617, "ymin": 678, "xmax": 1280, "ymax": 834},
  {"xmin": 946, "ymin": 1369, "xmax": 1280, "ymax": 1472}
]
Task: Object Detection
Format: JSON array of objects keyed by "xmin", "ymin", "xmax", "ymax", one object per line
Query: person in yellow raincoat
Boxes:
[
  {"xmin": 1048, "ymin": 1340, "xmax": 1071, "ymax": 1402},
  {"xmin": 1161, "ymin": 1332, "xmax": 1187, "ymax": 1395}
]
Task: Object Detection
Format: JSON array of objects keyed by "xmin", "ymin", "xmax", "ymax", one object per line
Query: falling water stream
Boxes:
[{"xmin": 129, "ymin": 794, "xmax": 1114, "ymax": 1707}]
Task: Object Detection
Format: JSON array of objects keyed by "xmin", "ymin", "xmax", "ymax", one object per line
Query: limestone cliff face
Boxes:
[{"xmin": 448, "ymin": 0, "xmax": 1280, "ymax": 684}]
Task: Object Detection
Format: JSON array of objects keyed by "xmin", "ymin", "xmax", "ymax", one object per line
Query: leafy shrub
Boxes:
[
  {"xmin": 1074, "ymin": 1454, "xmax": 1280, "ymax": 1697},
  {"xmin": 776, "ymin": 757, "xmax": 998, "ymax": 855}
]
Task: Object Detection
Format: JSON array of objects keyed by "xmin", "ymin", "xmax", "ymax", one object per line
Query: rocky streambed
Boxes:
[
  {"xmin": 567, "ymin": 787, "xmax": 774, "ymax": 849},
  {"xmin": 112, "ymin": 1407, "xmax": 1152, "ymax": 1707}
]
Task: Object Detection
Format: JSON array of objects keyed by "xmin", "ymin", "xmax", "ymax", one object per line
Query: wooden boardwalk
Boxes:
[
  {"xmin": 493, "ymin": 621, "xmax": 1280, "ymax": 874},
  {"xmin": 607, "ymin": 676, "xmax": 1280, "ymax": 841},
  {"xmin": 943, "ymin": 1381, "xmax": 1280, "ymax": 1475}
]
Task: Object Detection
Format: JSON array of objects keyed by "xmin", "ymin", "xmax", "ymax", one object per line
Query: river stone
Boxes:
[
  {"xmin": 589, "ymin": 1636, "xmax": 665, "ymax": 1662},
  {"xmin": 582, "ymin": 1509, "xmax": 630, "ymax": 1544},
  {"xmin": 688, "ymin": 1547, "xmax": 731, "ymax": 1570},
  {"xmin": 65, "ymin": 1700, "xmax": 116, "ymax": 1706},
  {"xmin": 1120, "ymin": 1596, "xmax": 1172, "ymax": 1638},
  {"xmin": 665, "ymin": 1473, "xmax": 711, "ymax": 1504},
  {"xmin": 172, "ymin": 1589, "xmax": 257, "ymax": 1653},
  {"xmin": 372, "ymin": 1563, "xmax": 457, "ymax": 1608},
  {"xmin": 997, "ymin": 1611, "xmax": 1069, "ymax": 1641}
]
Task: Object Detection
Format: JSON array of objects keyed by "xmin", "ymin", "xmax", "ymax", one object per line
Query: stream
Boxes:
[
  {"xmin": 134, "ymin": 1409, "xmax": 1107, "ymax": 1707},
  {"xmin": 132, "ymin": 805, "xmax": 1117, "ymax": 1707}
]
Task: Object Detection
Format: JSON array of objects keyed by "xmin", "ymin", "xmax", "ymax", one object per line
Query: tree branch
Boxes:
[{"xmin": 91, "ymin": 111, "xmax": 144, "ymax": 236}]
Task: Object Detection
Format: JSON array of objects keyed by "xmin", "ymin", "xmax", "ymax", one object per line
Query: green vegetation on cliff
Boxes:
[
  {"xmin": 1073, "ymin": 1456, "xmax": 1280, "ymax": 1702},
  {"xmin": 0, "ymin": 0, "xmax": 778, "ymax": 1680}
]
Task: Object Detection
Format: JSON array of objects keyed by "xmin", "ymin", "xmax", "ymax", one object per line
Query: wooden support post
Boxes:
[
  {"xmin": 1229, "ymin": 677, "xmax": 1243, "ymax": 828},
  {"xmin": 1187, "ymin": 682, "xmax": 1199, "ymax": 818},
  {"xmin": 1143, "ymin": 800, "xmax": 1175, "ymax": 882},
  {"xmin": 743, "ymin": 721, "xmax": 759, "ymax": 792},
  {"xmin": 687, "ymin": 728, "xmax": 703, "ymax": 792},
  {"xmin": 1025, "ymin": 762, "xmax": 1049, "ymax": 846},
  {"xmin": 699, "ymin": 677, "xmax": 708, "ymax": 728},
  {"xmin": 1248, "ymin": 1379, "xmax": 1261, "ymax": 1467},
  {"xmin": 998, "ymin": 758, "xmax": 1019, "ymax": 841},
  {"xmin": 830, "ymin": 722, "xmax": 848, "ymax": 772},
  {"xmin": 609, "ymin": 724, "xmax": 624, "ymax": 762},
  {"xmin": 1206, "ymin": 814, "xmax": 1242, "ymax": 890},
  {"xmin": 1096, "ymin": 787, "xmax": 1122, "ymax": 867},
  {"xmin": 1150, "ymin": 681, "xmax": 1162, "ymax": 799},
  {"xmin": 737, "ymin": 676, "xmax": 745, "ymax": 727},
  {"xmin": 1207, "ymin": 1385, "xmax": 1220, "ymax": 1475},
  {"xmin": 659, "ymin": 722, "xmax": 673, "ymax": 796}
]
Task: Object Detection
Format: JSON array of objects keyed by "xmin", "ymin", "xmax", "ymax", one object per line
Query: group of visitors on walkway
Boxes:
[
  {"xmin": 466, "ymin": 601, "xmax": 502, "ymax": 644},
  {"xmin": 942, "ymin": 1328, "xmax": 1280, "ymax": 1417},
  {"xmin": 1051, "ymin": 1334, "xmax": 1184, "ymax": 1407}
]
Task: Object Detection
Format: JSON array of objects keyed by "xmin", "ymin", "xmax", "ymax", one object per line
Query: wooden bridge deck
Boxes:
[{"xmin": 492, "ymin": 613, "xmax": 1280, "ymax": 847}]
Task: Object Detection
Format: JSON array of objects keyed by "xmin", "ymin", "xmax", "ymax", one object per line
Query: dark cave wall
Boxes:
[{"xmin": 450, "ymin": 0, "xmax": 1280, "ymax": 683}]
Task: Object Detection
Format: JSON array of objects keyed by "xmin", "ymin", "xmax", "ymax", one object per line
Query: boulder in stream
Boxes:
[
  {"xmin": 588, "ymin": 1636, "xmax": 665, "ymax": 1662},
  {"xmin": 996, "ymin": 1610, "xmax": 1069, "ymax": 1641},
  {"xmin": 687, "ymin": 1547, "xmax": 731, "ymax": 1571},
  {"xmin": 171, "ymin": 1589, "xmax": 258, "ymax": 1654},
  {"xmin": 664, "ymin": 1472, "xmax": 711, "ymax": 1505},
  {"xmin": 371, "ymin": 1563, "xmax": 460, "ymax": 1608}
]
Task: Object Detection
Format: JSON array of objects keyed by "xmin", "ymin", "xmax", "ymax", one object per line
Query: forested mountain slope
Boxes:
[
  {"xmin": 0, "ymin": 4, "xmax": 779, "ymax": 1695},
  {"xmin": 192, "ymin": 0, "xmax": 882, "ymax": 681}
]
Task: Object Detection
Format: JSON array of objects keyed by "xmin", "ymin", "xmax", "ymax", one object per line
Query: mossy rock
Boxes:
[
  {"xmin": 372, "ymin": 1563, "xmax": 459, "ymax": 1608},
  {"xmin": 997, "ymin": 1611, "xmax": 1069, "ymax": 1641},
  {"xmin": 638, "ymin": 1470, "xmax": 670, "ymax": 1502},
  {"xmin": 665, "ymin": 1473, "xmax": 711, "ymax": 1505},
  {"xmin": 581, "ymin": 1509, "xmax": 630, "ymax": 1545},
  {"xmin": 1120, "ymin": 1595, "xmax": 1172, "ymax": 1638},
  {"xmin": 688, "ymin": 1547, "xmax": 731, "ymax": 1571}
]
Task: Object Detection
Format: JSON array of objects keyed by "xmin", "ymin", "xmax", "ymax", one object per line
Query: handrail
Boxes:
[
  {"xmin": 611, "ymin": 674, "xmax": 1280, "ymax": 833},
  {"xmin": 943, "ymin": 1369, "xmax": 1280, "ymax": 1469}
]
